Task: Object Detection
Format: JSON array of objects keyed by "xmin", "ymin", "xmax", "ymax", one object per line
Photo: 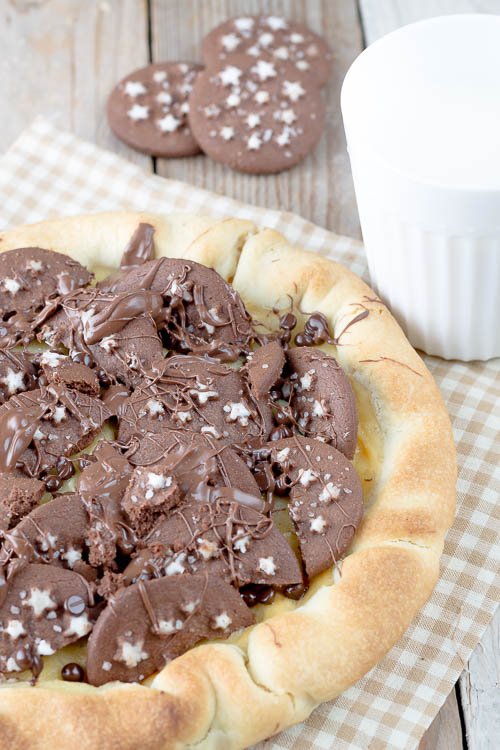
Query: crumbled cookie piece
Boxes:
[
  {"xmin": 0, "ymin": 473, "xmax": 45, "ymax": 530},
  {"xmin": 122, "ymin": 467, "xmax": 181, "ymax": 537}
]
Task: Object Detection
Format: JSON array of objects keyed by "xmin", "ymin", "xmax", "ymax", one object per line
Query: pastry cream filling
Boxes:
[{"xmin": 4, "ymin": 274, "xmax": 383, "ymax": 687}]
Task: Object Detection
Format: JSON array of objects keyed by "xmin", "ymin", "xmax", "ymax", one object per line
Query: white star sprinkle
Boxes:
[
  {"xmin": 124, "ymin": 80, "xmax": 147, "ymax": 97},
  {"xmin": 282, "ymin": 80, "xmax": 305, "ymax": 101},
  {"xmin": 156, "ymin": 91, "xmax": 173, "ymax": 105},
  {"xmin": 218, "ymin": 65, "xmax": 242, "ymax": 87},
  {"xmin": 266, "ymin": 16, "xmax": 287, "ymax": 31},
  {"xmin": 254, "ymin": 90, "xmax": 270, "ymax": 104},
  {"xmin": 220, "ymin": 126, "xmax": 235, "ymax": 141},
  {"xmin": 157, "ymin": 114, "xmax": 181, "ymax": 132},
  {"xmin": 221, "ymin": 33, "xmax": 240, "ymax": 51},
  {"xmin": 251, "ymin": 59, "xmax": 277, "ymax": 81},
  {"xmin": 246, "ymin": 113, "xmax": 261, "ymax": 129},
  {"xmin": 127, "ymin": 103, "xmax": 149, "ymax": 121},
  {"xmin": 226, "ymin": 92, "xmax": 240, "ymax": 108},
  {"xmin": 234, "ymin": 17, "xmax": 254, "ymax": 32}
]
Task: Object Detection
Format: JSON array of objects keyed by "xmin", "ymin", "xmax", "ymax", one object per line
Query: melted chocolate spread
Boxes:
[{"xmin": 0, "ymin": 224, "xmax": 365, "ymax": 685}]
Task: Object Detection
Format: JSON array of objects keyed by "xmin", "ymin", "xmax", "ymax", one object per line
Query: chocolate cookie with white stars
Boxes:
[
  {"xmin": 188, "ymin": 63, "xmax": 325, "ymax": 173},
  {"xmin": 107, "ymin": 62, "xmax": 203, "ymax": 157},
  {"xmin": 202, "ymin": 15, "xmax": 333, "ymax": 87}
]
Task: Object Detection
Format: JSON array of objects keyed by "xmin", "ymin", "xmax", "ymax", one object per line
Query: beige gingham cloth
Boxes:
[{"xmin": 1, "ymin": 117, "xmax": 499, "ymax": 750}]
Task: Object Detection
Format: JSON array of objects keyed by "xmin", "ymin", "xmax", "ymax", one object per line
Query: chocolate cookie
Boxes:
[
  {"xmin": 269, "ymin": 437, "xmax": 363, "ymax": 578},
  {"xmin": 123, "ymin": 499, "xmax": 302, "ymax": 590},
  {"xmin": 113, "ymin": 256, "xmax": 254, "ymax": 357},
  {"xmin": 77, "ymin": 442, "xmax": 135, "ymax": 565},
  {"xmin": 0, "ymin": 248, "xmax": 93, "ymax": 347},
  {"xmin": 87, "ymin": 573, "xmax": 254, "ymax": 685},
  {"xmin": 122, "ymin": 469, "xmax": 181, "ymax": 538},
  {"xmin": 244, "ymin": 339, "xmax": 285, "ymax": 399},
  {"xmin": 107, "ymin": 62, "xmax": 203, "ymax": 157},
  {"xmin": 188, "ymin": 63, "xmax": 326, "ymax": 174},
  {"xmin": 0, "ymin": 563, "xmax": 96, "ymax": 676},
  {"xmin": 118, "ymin": 355, "xmax": 272, "ymax": 457},
  {"xmin": 202, "ymin": 15, "xmax": 333, "ymax": 87},
  {"xmin": 0, "ymin": 493, "xmax": 90, "ymax": 577},
  {"xmin": 286, "ymin": 347, "xmax": 358, "ymax": 459},
  {"xmin": 40, "ymin": 358, "xmax": 100, "ymax": 396},
  {"xmin": 0, "ymin": 385, "xmax": 111, "ymax": 478},
  {"xmin": 39, "ymin": 284, "xmax": 165, "ymax": 388},
  {"xmin": 121, "ymin": 429, "xmax": 261, "ymax": 507}
]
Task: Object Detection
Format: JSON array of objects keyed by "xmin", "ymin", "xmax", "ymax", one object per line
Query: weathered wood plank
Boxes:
[
  {"xmin": 150, "ymin": 0, "xmax": 363, "ymax": 238},
  {"xmin": 359, "ymin": 4, "xmax": 499, "ymax": 749},
  {"xmin": 418, "ymin": 687, "xmax": 464, "ymax": 750},
  {"xmin": 459, "ymin": 606, "xmax": 500, "ymax": 750},
  {"xmin": 0, "ymin": 0, "xmax": 152, "ymax": 169},
  {"xmin": 359, "ymin": 0, "xmax": 500, "ymax": 44}
]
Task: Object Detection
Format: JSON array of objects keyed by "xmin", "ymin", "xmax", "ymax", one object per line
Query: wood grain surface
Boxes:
[{"xmin": 1, "ymin": 1, "xmax": 498, "ymax": 748}]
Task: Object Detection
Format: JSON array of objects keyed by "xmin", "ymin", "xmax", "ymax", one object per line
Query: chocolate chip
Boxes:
[
  {"xmin": 61, "ymin": 662, "xmax": 85, "ymax": 682},
  {"xmin": 0, "ymin": 473, "xmax": 45, "ymax": 531}
]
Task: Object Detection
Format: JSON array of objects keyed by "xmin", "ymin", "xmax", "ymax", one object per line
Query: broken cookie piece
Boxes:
[
  {"xmin": 122, "ymin": 467, "xmax": 181, "ymax": 537},
  {"xmin": 269, "ymin": 436, "xmax": 363, "ymax": 578},
  {"xmin": 244, "ymin": 339, "xmax": 285, "ymax": 399},
  {"xmin": 286, "ymin": 347, "xmax": 358, "ymax": 459},
  {"xmin": 0, "ymin": 493, "xmax": 91, "ymax": 579},
  {"xmin": 40, "ymin": 358, "xmax": 100, "ymax": 396},
  {"xmin": 77, "ymin": 442, "xmax": 135, "ymax": 565},
  {"xmin": 0, "ymin": 563, "xmax": 97, "ymax": 678},
  {"xmin": 86, "ymin": 572, "xmax": 254, "ymax": 685},
  {"xmin": 124, "ymin": 499, "xmax": 302, "ymax": 589},
  {"xmin": 118, "ymin": 354, "xmax": 272, "ymax": 456},
  {"xmin": 0, "ymin": 473, "xmax": 45, "ymax": 531},
  {"xmin": 0, "ymin": 386, "xmax": 111, "ymax": 478}
]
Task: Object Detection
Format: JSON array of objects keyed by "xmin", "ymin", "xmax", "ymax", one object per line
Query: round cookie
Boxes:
[
  {"xmin": 202, "ymin": 15, "xmax": 333, "ymax": 88},
  {"xmin": 107, "ymin": 62, "xmax": 203, "ymax": 157},
  {"xmin": 188, "ymin": 64, "xmax": 326, "ymax": 174}
]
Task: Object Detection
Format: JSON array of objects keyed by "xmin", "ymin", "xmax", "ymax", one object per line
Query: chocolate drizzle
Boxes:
[{"xmin": 0, "ymin": 225, "xmax": 365, "ymax": 685}]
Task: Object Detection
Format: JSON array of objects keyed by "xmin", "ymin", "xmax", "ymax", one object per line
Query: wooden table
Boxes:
[{"xmin": 1, "ymin": 1, "xmax": 498, "ymax": 747}]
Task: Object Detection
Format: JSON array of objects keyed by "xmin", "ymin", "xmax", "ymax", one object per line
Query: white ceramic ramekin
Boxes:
[{"xmin": 341, "ymin": 14, "xmax": 500, "ymax": 361}]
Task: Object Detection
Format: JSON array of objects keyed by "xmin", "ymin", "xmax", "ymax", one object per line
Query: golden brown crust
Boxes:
[{"xmin": 0, "ymin": 212, "xmax": 456, "ymax": 750}]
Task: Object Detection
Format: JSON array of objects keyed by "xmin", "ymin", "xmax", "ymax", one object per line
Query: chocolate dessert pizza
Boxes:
[{"xmin": 0, "ymin": 212, "xmax": 456, "ymax": 749}]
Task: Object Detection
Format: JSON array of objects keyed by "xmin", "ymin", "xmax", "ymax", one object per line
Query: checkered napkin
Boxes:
[{"xmin": 1, "ymin": 117, "xmax": 499, "ymax": 750}]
